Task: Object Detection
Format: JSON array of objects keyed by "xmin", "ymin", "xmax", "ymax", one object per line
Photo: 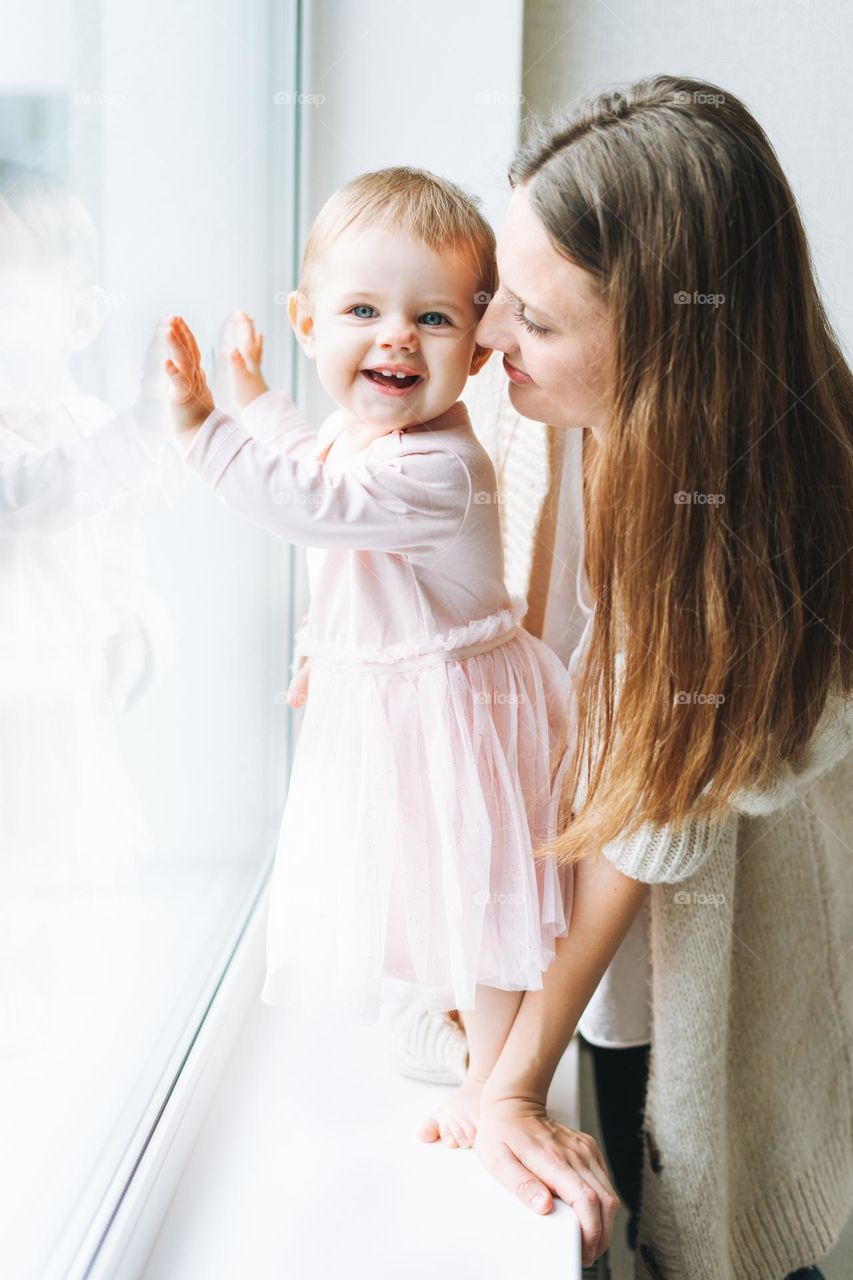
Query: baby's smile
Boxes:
[{"xmin": 360, "ymin": 362, "xmax": 425, "ymax": 397}]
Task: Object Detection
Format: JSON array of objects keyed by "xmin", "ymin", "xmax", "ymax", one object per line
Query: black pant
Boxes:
[{"xmin": 578, "ymin": 1031, "xmax": 650, "ymax": 1251}]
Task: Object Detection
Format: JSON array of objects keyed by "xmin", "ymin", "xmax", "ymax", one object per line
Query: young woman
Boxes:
[{"xmin": 418, "ymin": 75, "xmax": 853, "ymax": 1279}]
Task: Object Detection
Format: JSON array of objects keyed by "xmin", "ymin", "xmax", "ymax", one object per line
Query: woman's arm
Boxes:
[
  {"xmin": 487, "ymin": 852, "xmax": 649, "ymax": 1107},
  {"xmin": 473, "ymin": 851, "xmax": 649, "ymax": 1269}
]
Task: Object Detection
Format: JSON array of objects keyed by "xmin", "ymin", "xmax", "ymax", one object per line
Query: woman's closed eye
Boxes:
[{"xmin": 512, "ymin": 304, "xmax": 549, "ymax": 337}]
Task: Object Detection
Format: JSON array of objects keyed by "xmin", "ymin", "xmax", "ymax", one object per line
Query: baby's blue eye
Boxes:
[
  {"xmin": 349, "ymin": 304, "xmax": 377, "ymax": 319},
  {"xmin": 419, "ymin": 312, "xmax": 450, "ymax": 326}
]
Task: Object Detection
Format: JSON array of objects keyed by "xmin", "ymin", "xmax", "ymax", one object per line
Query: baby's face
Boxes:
[{"xmin": 291, "ymin": 226, "xmax": 485, "ymax": 429}]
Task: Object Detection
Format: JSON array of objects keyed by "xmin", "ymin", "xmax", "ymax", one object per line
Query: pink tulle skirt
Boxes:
[{"xmin": 260, "ymin": 620, "xmax": 573, "ymax": 1025}]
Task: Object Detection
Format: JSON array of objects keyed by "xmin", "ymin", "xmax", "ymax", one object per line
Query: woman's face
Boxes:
[{"xmin": 475, "ymin": 183, "xmax": 614, "ymax": 434}]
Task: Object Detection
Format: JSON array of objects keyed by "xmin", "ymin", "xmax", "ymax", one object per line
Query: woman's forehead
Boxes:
[{"xmin": 497, "ymin": 187, "xmax": 604, "ymax": 317}]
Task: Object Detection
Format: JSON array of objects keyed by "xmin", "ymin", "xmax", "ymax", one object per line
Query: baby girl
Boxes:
[{"xmin": 164, "ymin": 166, "xmax": 572, "ymax": 1148}]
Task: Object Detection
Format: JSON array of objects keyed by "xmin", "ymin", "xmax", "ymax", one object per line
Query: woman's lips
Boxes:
[
  {"xmin": 361, "ymin": 369, "xmax": 423, "ymax": 397},
  {"xmin": 503, "ymin": 354, "xmax": 533, "ymax": 385}
]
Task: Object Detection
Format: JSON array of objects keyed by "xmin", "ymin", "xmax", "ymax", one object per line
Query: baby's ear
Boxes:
[
  {"xmin": 287, "ymin": 289, "xmax": 316, "ymax": 358},
  {"xmin": 469, "ymin": 344, "xmax": 493, "ymax": 376}
]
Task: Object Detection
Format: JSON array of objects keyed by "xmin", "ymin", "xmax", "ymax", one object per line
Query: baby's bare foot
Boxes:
[{"xmin": 417, "ymin": 1072, "xmax": 487, "ymax": 1149}]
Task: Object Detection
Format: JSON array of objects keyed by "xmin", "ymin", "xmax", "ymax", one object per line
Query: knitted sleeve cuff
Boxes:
[{"xmin": 600, "ymin": 809, "xmax": 731, "ymax": 885}]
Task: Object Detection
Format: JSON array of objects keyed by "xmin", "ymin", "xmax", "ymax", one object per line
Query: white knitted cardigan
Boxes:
[
  {"xmin": 623, "ymin": 695, "xmax": 853, "ymax": 1280},
  {"xmin": 464, "ymin": 358, "xmax": 853, "ymax": 1280}
]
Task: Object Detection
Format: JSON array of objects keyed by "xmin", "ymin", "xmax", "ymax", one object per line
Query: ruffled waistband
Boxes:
[{"xmin": 293, "ymin": 593, "xmax": 528, "ymax": 673}]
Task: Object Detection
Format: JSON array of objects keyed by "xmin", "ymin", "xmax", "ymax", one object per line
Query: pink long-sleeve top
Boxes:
[{"xmin": 182, "ymin": 389, "xmax": 527, "ymax": 666}]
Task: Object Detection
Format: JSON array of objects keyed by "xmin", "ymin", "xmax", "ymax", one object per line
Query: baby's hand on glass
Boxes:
[
  {"xmin": 228, "ymin": 310, "xmax": 269, "ymax": 409},
  {"xmin": 164, "ymin": 315, "xmax": 215, "ymax": 438}
]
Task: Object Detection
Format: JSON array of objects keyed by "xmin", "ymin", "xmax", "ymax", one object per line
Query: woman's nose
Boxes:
[{"xmin": 475, "ymin": 294, "xmax": 508, "ymax": 353}]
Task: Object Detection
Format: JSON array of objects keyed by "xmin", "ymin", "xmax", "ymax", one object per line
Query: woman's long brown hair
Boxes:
[{"xmin": 514, "ymin": 75, "xmax": 853, "ymax": 866}]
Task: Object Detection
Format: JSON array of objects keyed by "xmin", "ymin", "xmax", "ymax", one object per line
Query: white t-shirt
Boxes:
[{"xmin": 539, "ymin": 426, "xmax": 652, "ymax": 1048}]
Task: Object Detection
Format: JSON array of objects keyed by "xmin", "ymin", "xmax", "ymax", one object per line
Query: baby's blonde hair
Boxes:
[{"xmin": 297, "ymin": 166, "xmax": 497, "ymax": 367}]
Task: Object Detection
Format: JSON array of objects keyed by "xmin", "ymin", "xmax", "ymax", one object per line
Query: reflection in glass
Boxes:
[{"xmin": 0, "ymin": 4, "xmax": 298, "ymax": 1270}]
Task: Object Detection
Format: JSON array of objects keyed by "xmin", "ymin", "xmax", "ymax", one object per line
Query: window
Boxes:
[{"xmin": 0, "ymin": 3, "xmax": 302, "ymax": 1274}]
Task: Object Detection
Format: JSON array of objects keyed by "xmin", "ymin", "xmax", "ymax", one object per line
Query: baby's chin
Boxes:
[{"xmin": 333, "ymin": 384, "xmax": 447, "ymax": 430}]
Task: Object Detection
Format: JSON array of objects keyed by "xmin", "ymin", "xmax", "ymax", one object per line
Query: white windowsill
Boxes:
[{"xmin": 102, "ymin": 878, "xmax": 585, "ymax": 1279}]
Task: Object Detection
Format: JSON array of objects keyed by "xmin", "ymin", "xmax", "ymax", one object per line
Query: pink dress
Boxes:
[{"xmin": 184, "ymin": 388, "xmax": 573, "ymax": 1024}]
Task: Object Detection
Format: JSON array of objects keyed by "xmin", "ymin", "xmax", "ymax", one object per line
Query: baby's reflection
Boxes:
[{"xmin": 0, "ymin": 163, "xmax": 177, "ymax": 1053}]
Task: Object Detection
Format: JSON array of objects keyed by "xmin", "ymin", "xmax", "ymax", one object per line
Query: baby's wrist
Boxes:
[
  {"xmin": 172, "ymin": 393, "xmax": 213, "ymax": 434},
  {"xmin": 174, "ymin": 421, "xmax": 204, "ymax": 453},
  {"xmin": 236, "ymin": 387, "xmax": 268, "ymax": 411},
  {"xmin": 233, "ymin": 366, "xmax": 269, "ymax": 409}
]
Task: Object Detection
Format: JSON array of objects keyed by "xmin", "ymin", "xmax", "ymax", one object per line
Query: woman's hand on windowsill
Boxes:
[{"xmin": 474, "ymin": 1092, "xmax": 619, "ymax": 1269}]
